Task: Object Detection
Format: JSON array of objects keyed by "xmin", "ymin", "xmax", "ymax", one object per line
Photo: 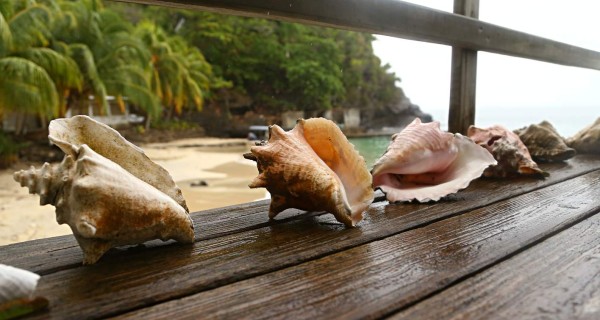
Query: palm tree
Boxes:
[
  {"xmin": 0, "ymin": 0, "xmax": 82, "ymax": 132},
  {"xmin": 136, "ymin": 21, "xmax": 216, "ymax": 119},
  {"xmin": 54, "ymin": 0, "xmax": 159, "ymax": 121}
]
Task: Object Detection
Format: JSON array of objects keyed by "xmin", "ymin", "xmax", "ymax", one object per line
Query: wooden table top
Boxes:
[{"xmin": 3, "ymin": 155, "xmax": 600, "ymax": 319}]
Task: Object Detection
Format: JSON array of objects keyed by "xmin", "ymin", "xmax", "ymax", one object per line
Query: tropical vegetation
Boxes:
[{"xmin": 0, "ymin": 0, "xmax": 407, "ymax": 137}]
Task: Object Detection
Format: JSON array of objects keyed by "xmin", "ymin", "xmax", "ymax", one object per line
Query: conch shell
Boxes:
[
  {"xmin": 567, "ymin": 117, "xmax": 600, "ymax": 154},
  {"xmin": 14, "ymin": 116, "xmax": 194, "ymax": 264},
  {"xmin": 244, "ymin": 118, "xmax": 373, "ymax": 227},
  {"xmin": 371, "ymin": 118, "xmax": 496, "ymax": 203},
  {"xmin": 514, "ymin": 121, "xmax": 575, "ymax": 162},
  {"xmin": 468, "ymin": 124, "xmax": 548, "ymax": 178},
  {"xmin": 0, "ymin": 264, "xmax": 40, "ymax": 304}
]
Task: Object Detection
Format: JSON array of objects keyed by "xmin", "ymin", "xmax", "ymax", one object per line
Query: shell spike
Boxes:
[{"xmin": 249, "ymin": 175, "xmax": 268, "ymax": 189}]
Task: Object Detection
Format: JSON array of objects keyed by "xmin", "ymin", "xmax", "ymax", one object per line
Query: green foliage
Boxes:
[
  {"xmin": 0, "ymin": 0, "xmax": 215, "ymax": 127},
  {"xmin": 0, "ymin": 57, "xmax": 59, "ymax": 117},
  {"xmin": 149, "ymin": 9, "xmax": 402, "ymax": 114},
  {"xmin": 0, "ymin": 0, "xmax": 403, "ymax": 134},
  {"xmin": 0, "ymin": 131, "xmax": 23, "ymax": 168}
]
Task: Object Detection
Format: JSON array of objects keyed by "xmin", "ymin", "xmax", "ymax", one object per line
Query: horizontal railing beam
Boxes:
[{"xmin": 116, "ymin": 0, "xmax": 600, "ymax": 71}]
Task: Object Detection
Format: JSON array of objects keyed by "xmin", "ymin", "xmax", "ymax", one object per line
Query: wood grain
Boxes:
[
  {"xmin": 392, "ymin": 213, "xmax": 600, "ymax": 320},
  {"xmin": 3, "ymin": 156, "xmax": 599, "ymax": 275},
  {"xmin": 30, "ymin": 170, "xmax": 600, "ymax": 319},
  {"xmin": 113, "ymin": 171, "xmax": 600, "ymax": 319},
  {"xmin": 449, "ymin": 0, "xmax": 479, "ymax": 135}
]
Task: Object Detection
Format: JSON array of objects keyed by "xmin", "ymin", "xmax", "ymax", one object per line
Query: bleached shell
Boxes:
[
  {"xmin": 48, "ymin": 115, "xmax": 188, "ymax": 211},
  {"xmin": 246, "ymin": 118, "xmax": 373, "ymax": 227},
  {"xmin": 514, "ymin": 121, "xmax": 575, "ymax": 162},
  {"xmin": 14, "ymin": 145, "xmax": 194, "ymax": 264},
  {"xmin": 567, "ymin": 117, "xmax": 600, "ymax": 154},
  {"xmin": 468, "ymin": 125, "xmax": 548, "ymax": 178},
  {"xmin": 14, "ymin": 116, "xmax": 194, "ymax": 264},
  {"xmin": 371, "ymin": 118, "xmax": 496, "ymax": 203},
  {"xmin": 0, "ymin": 264, "xmax": 40, "ymax": 304}
]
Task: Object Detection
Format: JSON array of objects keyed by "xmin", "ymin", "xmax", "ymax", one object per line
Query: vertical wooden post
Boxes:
[{"xmin": 448, "ymin": 0, "xmax": 479, "ymax": 134}]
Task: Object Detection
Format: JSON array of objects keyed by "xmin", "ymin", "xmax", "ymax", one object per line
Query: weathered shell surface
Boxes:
[
  {"xmin": 14, "ymin": 117, "xmax": 194, "ymax": 264},
  {"xmin": 48, "ymin": 115, "xmax": 188, "ymax": 211},
  {"xmin": 0, "ymin": 264, "xmax": 40, "ymax": 304},
  {"xmin": 468, "ymin": 125, "xmax": 548, "ymax": 178},
  {"xmin": 245, "ymin": 118, "xmax": 373, "ymax": 227},
  {"xmin": 371, "ymin": 118, "xmax": 496, "ymax": 203},
  {"xmin": 567, "ymin": 117, "xmax": 600, "ymax": 154},
  {"xmin": 514, "ymin": 121, "xmax": 575, "ymax": 162}
]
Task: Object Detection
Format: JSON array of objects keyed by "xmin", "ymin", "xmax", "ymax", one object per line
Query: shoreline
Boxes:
[{"xmin": 0, "ymin": 137, "xmax": 264, "ymax": 246}]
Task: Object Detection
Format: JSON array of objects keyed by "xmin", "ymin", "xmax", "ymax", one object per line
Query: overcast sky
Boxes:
[{"xmin": 372, "ymin": 0, "xmax": 600, "ymax": 134}]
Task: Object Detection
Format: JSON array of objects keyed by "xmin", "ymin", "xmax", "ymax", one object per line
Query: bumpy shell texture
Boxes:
[
  {"xmin": 371, "ymin": 118, "xmax": 496, "ymax": 203},
  {"xmin": 14, "ymin": 116, "xmax": 194, "ymax": 264},
  {"xmin": 567, "ymin": 117, "xmax": 600, "ymax": 154},
  {"xmin": 0, "ymin": 264, "xmax": 40, "ymax": 304},
  {"xmin": 245, "ymin": 118, "xmax": 373, "ymax": 227},
  {"xmin": 468, "ymin": 124, "xmax": 548, "ymax": 178},
  {"xmin": 514, "ymin": 121, "xmax": 575, "ymax": 162}
]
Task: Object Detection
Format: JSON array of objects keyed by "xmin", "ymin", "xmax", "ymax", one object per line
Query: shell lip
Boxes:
[{"xmin": 373, "ymin": 133, "xmax": 496, "ymax": 203}]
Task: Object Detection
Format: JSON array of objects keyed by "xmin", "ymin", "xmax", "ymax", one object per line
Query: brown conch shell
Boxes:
[
  {"xmin": 244, "ymin": 118, "xmax": 373, "ymax": 227},
  {"xmin": 567, "ymin": 117, "xmax": 600, "ymax": 154},
  {"xmin": 468, "ymin": 124, "xmax": 548, "ymax": 178},
  {"xmin": 371, "ymin": 118, "xmax": 496, "ymax": 203},
  {"xmin": 514, "ymin": 121, "xmax": 576, "ymax": 162},
  {"xmin": 14, "ymin": 116, "xmax": 194, "ymax": 264}
]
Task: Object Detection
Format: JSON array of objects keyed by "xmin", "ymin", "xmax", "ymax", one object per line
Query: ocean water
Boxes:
[
  {"xmin": 350, "ymin": 104, "xmax": 598, "ymax": 168},
  {"xmin": 430, "ymin": 105, "xmax": 598, "ymax": 137}
]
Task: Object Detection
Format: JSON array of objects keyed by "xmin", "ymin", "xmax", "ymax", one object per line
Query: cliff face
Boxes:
[{"xmin": 361, "ymin": 89, "xmax": 433, "ymax": 132}]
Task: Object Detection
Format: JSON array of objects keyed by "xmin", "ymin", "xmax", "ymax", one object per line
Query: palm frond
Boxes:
[
  {"xmin": 0, "ymin": 56, "xmax": 59, "ymax": 117},
  {"xmin": 18, "ymin": 47, "xmax": 83, "ymax": 90},
  {"xmin": 0, "ymin": 10, "xmax": 12, "ymax": 56},
  {"xmin": 8, "ymin": 4, "xmax": 53, "ymax": 50},
  {"xmin": 104, "ymin": 79, "xmax": 160, "ymax": 117},
  {"xmin": 69, "ymin": 43, "xmax": 108, "ymax": 112}
]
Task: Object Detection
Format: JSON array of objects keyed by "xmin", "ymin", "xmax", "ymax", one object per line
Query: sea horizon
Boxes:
[{"xmin": 426, "ymin": 104, "xmax": 598, "ymax": 137}]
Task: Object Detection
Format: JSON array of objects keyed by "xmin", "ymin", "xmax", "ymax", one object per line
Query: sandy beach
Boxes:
[{"xmin": 0, "ymin": 138, "xmax": 265, "ymax": 245}]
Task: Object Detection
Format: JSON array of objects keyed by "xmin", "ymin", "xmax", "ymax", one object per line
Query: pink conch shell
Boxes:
[
  {"xmin": 14, "ymin": 116, "xmax": 194, "ymax": 264},
  {"xmin": 371, "ymin": 118, "xmax": 496, "ymax": 203},
  {"xmin": 567, "ymin": 117, "xmax": 600, "ymax": 154},
  {"xmin": 468, "ymin": 124, "xmax": 548, "ymax": 178},
  {"xmin": 244, "ymin": 118, "xmax": 373, "ymax": 227},
  {"xmin": 514, "ymin": 121, "xmax": 575, "ymax": 162}
]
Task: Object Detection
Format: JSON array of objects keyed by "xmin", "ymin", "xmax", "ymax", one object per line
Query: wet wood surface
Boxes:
[{"xmin": 2, "ymin": 155, "xmax": 600, "ymax": 319}]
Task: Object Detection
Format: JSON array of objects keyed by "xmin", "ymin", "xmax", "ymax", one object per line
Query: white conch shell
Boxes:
[
  {"xmin": 245, "ymin": 118, "xmax": 373, "ymax": 227},
  {"xmin": 0, "ymin": 264, "xmax": 40, "ymax": 304},
  {"xmin": 48, "ymin": 115, "xmax": 188, "ymax": 211},
  {"xmin": 567, "ymin": 117, "xmax": 600, "ymax": 154},
  {"xmin": 371, "ymin": 118, "xmax": 496, "ymax": 203},
  {"xmin": 14, "ymin": 116, "xmax": 194, "ymax": 264}
]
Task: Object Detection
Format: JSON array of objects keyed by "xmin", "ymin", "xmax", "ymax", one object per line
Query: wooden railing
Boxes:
[{"xmin": 117, "ymin": 0, "xmax": 600, "ymax": 134}]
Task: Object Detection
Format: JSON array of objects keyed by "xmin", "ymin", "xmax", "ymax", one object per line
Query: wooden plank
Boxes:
[
  {"xmin": 2, "ymin": 156, "xmax": 599, "ymax": 275},
  {"xmin": 448, "ymin": 0, "xmax": 478, "ymax": 134},
  {"xmin": 392, "ymin": 214, "xmax": 600, "ymax": 319},
  {"xmin": 113, "ymin": 171, "xmax": 600, "ymax": 319},
  {"xmin": 114, "ymin": 0, "xmax": 600, "ymax": 71},
  {"xmin": 27, "ymin": 170, "xmax": 600, "ymax": 318}
]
